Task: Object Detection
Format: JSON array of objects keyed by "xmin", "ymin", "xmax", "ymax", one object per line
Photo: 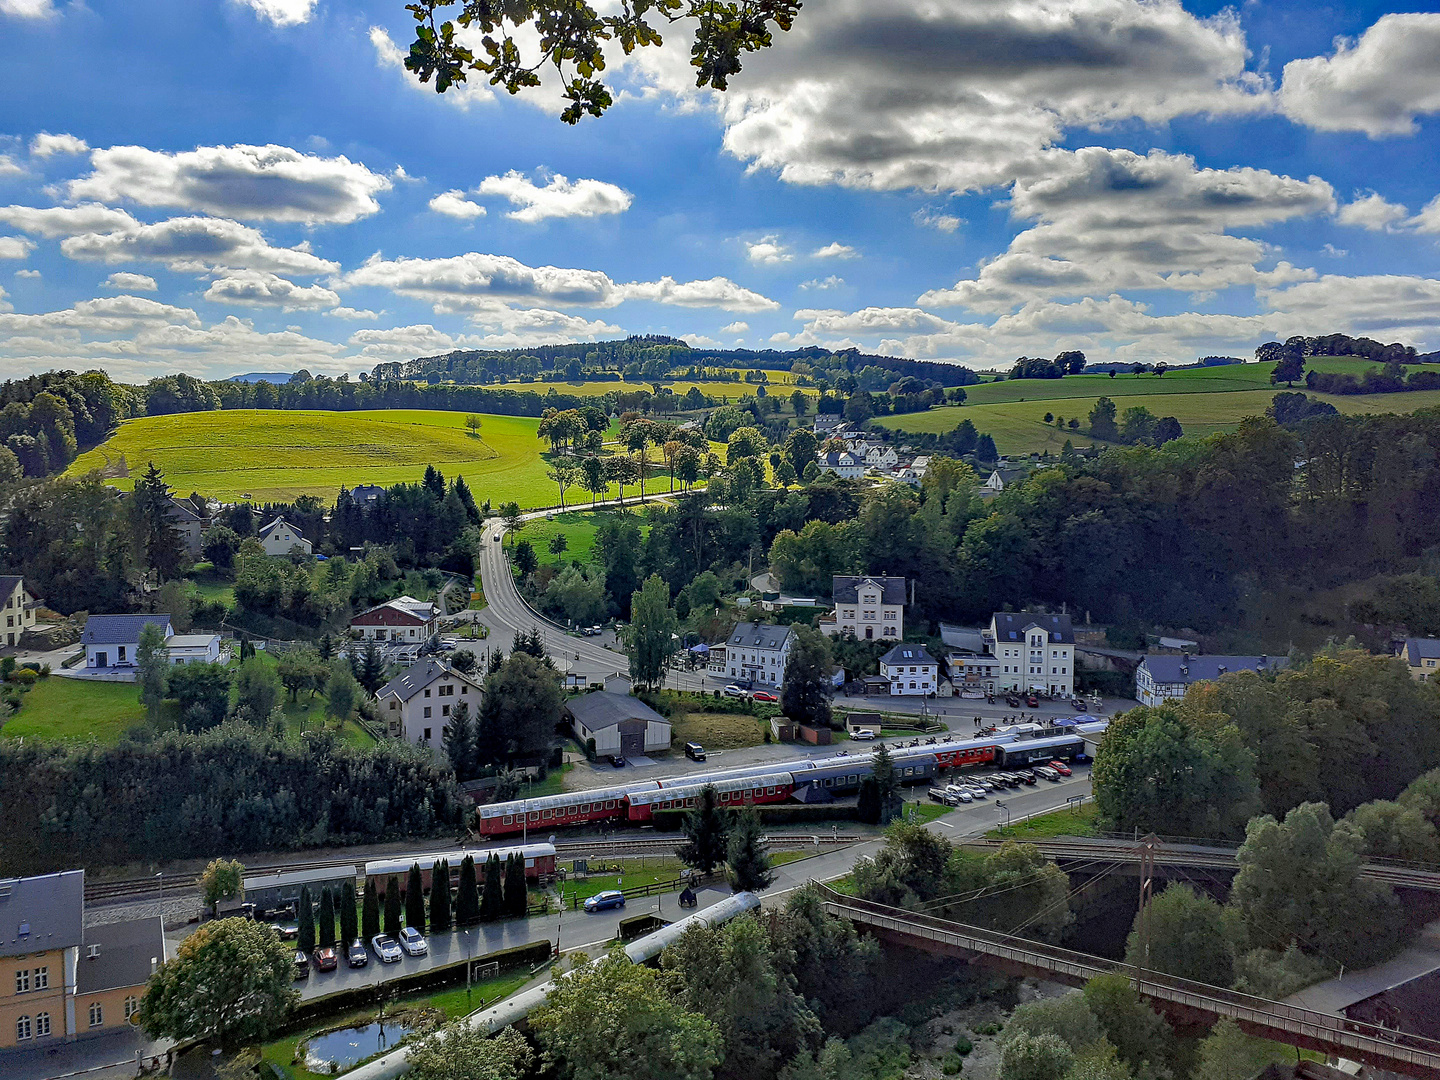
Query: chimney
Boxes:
[{"xmin": 1180, "ymin": 664, "xmax": 1188, "ymax": 677}]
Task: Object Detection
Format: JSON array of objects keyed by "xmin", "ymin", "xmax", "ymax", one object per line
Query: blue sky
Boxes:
[{"xmin": 0, "ymin": 0, "xmax": 1438, "ymax": 379}]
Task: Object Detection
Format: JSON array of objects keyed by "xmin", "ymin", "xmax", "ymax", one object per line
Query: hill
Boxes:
[{"xmin": 227, "ymin": 372, "xmax": 295, "ymax": 383}]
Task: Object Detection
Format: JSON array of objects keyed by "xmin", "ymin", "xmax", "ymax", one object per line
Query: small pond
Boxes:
[{"xmin": 302, "ymin": 1020, "xmax": 415, "ymax": 1073}]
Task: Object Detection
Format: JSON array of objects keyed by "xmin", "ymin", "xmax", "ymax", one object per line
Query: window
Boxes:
[
  {"xmin": 35, "ymin": 1013, "xmax": 50, "ymax": 1037},
  {"xmin": 389, "ymin": 700, "xmax": 397, "ymax": 710},
  {"xmin": 33, "ymin": 967, "xmax": 46, "ymax": 990},
  {"xmin": 423, "ymin": 727, "xmax": 431, "ymax": 740},
  {"xmin": 89, "ymin": 1002, "xmax": 103, "ymax": 1028},
  {"xmin": 502, "ymin": 815, "xmax": 514, "ymax": 825},
  {"xmin": 15, "ymin": 969, "xmax": 30, "ymax": 993},
  {"xmin": 16, "ymin": 1016, "xmax": 31, "ymax": 1041},
  {"xmin": 423, "ymin": 706, "xmax": 432, "ymax": 719},
  {"xmin": 124, "ymin": 997, "xmax": 139, "ymax": 1021},
  {"xmin": 442, "ymin": 705, "xmax": 450, "ymax": 717},
  {"xmin": 424, "ymin": 688, "xmax": 431, "ymax": 698},
  {"xmin": 118, "ymin": 645, "xmax": 127, "ymax": 662}
]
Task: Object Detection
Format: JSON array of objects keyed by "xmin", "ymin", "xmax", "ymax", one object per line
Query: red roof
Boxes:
[{"xmin": 351, "ymin": 606, "xmax": 431, "ymax": 627}]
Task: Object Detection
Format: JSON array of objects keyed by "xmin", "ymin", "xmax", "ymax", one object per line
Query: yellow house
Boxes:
[{"xmin": 1401, "ymin": 638, "xmax": 1440, "ymax": 681}]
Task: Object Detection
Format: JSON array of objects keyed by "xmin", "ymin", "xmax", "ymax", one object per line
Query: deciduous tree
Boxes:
[
  {"xmin": 781, "ymin": 624, "xmax": 833, "ymax": 729},
  {"xmin": 198, "ymin": 858, "xmax": 244, "ymax": 919},
  {"xmin": 626, "ymin": 574, "xmax": 678, "ymax": 689}
]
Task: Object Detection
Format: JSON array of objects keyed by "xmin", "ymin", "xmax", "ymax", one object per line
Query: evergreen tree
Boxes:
[
  {"xmin": 680, "ymin": 785, "xmax": 730, "ymax": 874},
  {"xmin": 856, "ymin": 778, "xmax": 882, "ymax": 825},
  {"xmin": 136, "ymin": 623, "xmax": 169, "ymax": 721},
  {"xmin": 318, "ymin": 632, "xmax": 334, "ymax": 662},
  {"xmin": 725, "ymin": 810, "xmax": 774, "ymax": 893},
  {"xmin": 339, "ymin": 885, "xmax": 359, "ymax": 946},
  {"xmin": 406, "ymin": 863, "xmax": 427, "ymax": 931},
  {"xmin": 131, "ymin": 461, "xmax": 186, "ymax": 580},
  {"xmin": 455, "ymin": 855, "xmax": 481, "ymax": 925},
  {"xmin": 362, "ymin": 880, "xmax": 380, "ymax": 940},
  {"xmin": 481, "ymin": 854, "xmax": 505, "ymax": 921},
  {"xmin": 503, "ymin": 853, "xmax": 528, "ymax": 918},
  {"xmin": 384, "ymin": 875, "xmax": 403, "ymax": 938},
  {"xmin": 429, "ymin": 860, "xmax": 453, "ymax": 933},
  {"xmin": 296, "ymin": 885, "xmax": 316, "ymax": 955},
  {"xmin": 872, "ymin": 743, "xmax": 901, "ymax": 824},
  {"xmin": 359, "ymin": 642, "xmax": 386, "ymax": 693},
  {"xmin": 317, "ymin": 886, "xmax": 336, "ymax": 948},
  {"xmin": 444, "ymin": 699, "xmax": 475, "ymax": 779},
  {"xmin": 781, "ymin": 624, "xmax": 834, "ymax": 728}
]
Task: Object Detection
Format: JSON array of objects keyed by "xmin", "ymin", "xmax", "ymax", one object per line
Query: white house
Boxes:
[
  {"xmin": 984, "ymin": 467, "xmax": 1027, "ymax": 493},
  {"xmin": 350, "ymin": 595, "xmax": 441, "ymax": 643},
  {"xmin": 1136, "ymin": 654, "xmax": 1286, "ymax": 707},
  {"xmin": 375, "ymin": 659, "xmax": 484, "ymax": 746},
  {"xmin": 826, "ymin": 575, "xmax": 906, "ymax": 640},
  {"xmin": 168, "ymin": 498, "xmax": 207, "ymax": 559},
  {"xmin": 0, "ymin": 576, "xmax": 42, "ymax": 648},
  {"xmin": 879, "ymin": 643, "xmax": 938, "ymax": 695},
  {"xmin": 813, "ymin": 414, "xmax": 843, "ymax": 436},
  {"xmin": 986, "ymin": 612, "xmax": 1076, "ymax": 697},
  {"xmin": 864, "ymin": 446, "xmax": 899, "ymax": 469},
  {"xmin": 566, "ymin": 690, "xmax": 671, "ymax": 757},
  {"xmin": 258, "ymin": 517, "xmax": 311, "ymax": 557},
  {"xmin": 712, "ymin": 622, "xmax": 794, "ymax": 688},
  {"xmin": 82, "ymin": 614, "xmax": 221, "ymax": 670},
  {"xmin": 816, "ymin": 451, "xmax": 864, "ymax": 479}
]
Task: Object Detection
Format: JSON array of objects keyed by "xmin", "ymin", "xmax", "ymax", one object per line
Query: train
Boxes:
[
  {"xmin": 474, "ymin": 721, "xmax": 1107, "ymax": 838},
  {"xmin": 364, "ymin": 843, "xmax": 558, "ymax": 896}
]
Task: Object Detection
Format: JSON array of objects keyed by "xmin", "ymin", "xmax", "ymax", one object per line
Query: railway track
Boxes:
[{"xmin": 83, "ymin": 834, "xmax": 863, "ymax": 906}]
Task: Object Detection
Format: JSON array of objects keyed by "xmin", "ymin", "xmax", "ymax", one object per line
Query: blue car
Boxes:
[{"xmin": 584, "ymin": 890, "xmax": 626, "ymax": 913}]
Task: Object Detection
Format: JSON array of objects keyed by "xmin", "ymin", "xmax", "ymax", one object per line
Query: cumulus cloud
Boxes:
[
  {"xmin": 327, "ymin": 306, "xmax": 380, "ymax": 320},
  {"xmin": 369, "ymin": 26, "xmax": 499, "ymax": 110},
  {"xmin": 1280, "ymin": 14, "xmax": 1440, "ymax": 137},
  {"xmin": 60, "ymin": 216, "xmax": 339, "ymax": 276},
  {"xmin": 429, "ymin": 190, "xmax": 487, "ymax": 220},
  {"xmin": 1262, "ymin": 275, "xmax": 1440, "ymax": 345},
  {"xmin": 0, "ymin": 237, "xmax": 34, "ymax": 259},
  {"xmin": 913, "ymin": 210, "xmax": 963, "ymax": 233},
  {"xmin": 102, "ymin": 272, "xmax": 158, "ymax": 291},
  {"xmin": 0, "ymin": 155, "xmax": 24, "ymax": 176},
  {"xmin": 1337, "ymin": 192, "xmax": 1411, "ymax": 231},
  {"xmin": 621, "ymin": 276, "xmax": 779, "ymax": 312},
  {"xmin": 800, "ymin": 276, "xmax": 845, "ymax": 291},
  {"xmin": 813, "ymin": 242, "xmax": 857, "ymax": 259},
  {"xmin": 0, "ymin": 0, "xmax": 55, "ymax": 18},
  {"xmin": 30, "ymin": 132, "xmax": 89, "ymax": 157},
  {"xmin": 476, "ymin": 171, "xmax": 633, "ymax": 223},
  {"xmin": 0, "ymin": 285, "xmax": 9, "ymax": 313},
  {"xmin": 236, "ymin": 0, "xmax": 317, "ymax": 26},
  {"xmin": 67, "ymin": 144, "xmax": 392, "ymax": 224},
  {"xmin": 203, "ymin": 269, "xmax": 342, "ymax": 310},
  {"xmin": 14, "ymin": 269, "xmax": 40, "ymax": 278},
  {"xmin": 0, "ymin": 203, "xmax": 141, "ymax": 238},
  {"xmin": 746, "ymin": 236, "xmax": 792, "ymax": 264},
  {"xmin": 1409, "ymin": 196, "xmax": 1440, "ymax": 235},
  {"xmin": 721, "ymin": 321, "xmax": 749, "ymax": 334}
]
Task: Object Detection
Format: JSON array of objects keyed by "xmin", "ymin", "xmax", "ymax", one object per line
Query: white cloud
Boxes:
[
  {"xmin": 812, "ymin": 242, "xmax": 857, "ymax": 260},
  {"xmin": 0, "ymin": 284, "xmax": 9, "ymax": 313},
  {"xmin": 68, "ymin": 144, "xmax": 391, "ymax": 224},
  {"xmin": 1262, "ymin": 275, "xmax": 1440, "ymax": 346},
  {"xmin": 621, "ymin": 276, "xmax": 779, "ymax": 312},
  {"xmin": 0, "ymin": 155, "xmax": 24, "ymax": 176},
  {"xmin": 0, "ymin": 237, "xmax": 34, "ymax": 259},
  {"xmin": 476, "ymin": 171, "xmax": 632, "ymax": 223},
  {"xmin": 746, "ymin": 235, "xmax": 792, "ymax": 264},
  {"xmin": 103, "ymin": 272, "xmax": 158, "ymax": 291},
  {"xmin": 913, "ymin": 209, "xmax": 964, "ymax": 233},
  {"xmin": 14, "ymin": 269, "xmax": 40, "ymax": 278},
  {"xmin": 1322, "ymin": 244, "xmax": 1348, "ymax": 258},
  {"xmin": 1411, "ymin": 196, "xmax": 1440, "ymax": 235},
  {"xmin": 30, "ymin": 132, "xmax": 89, "ymax": 157},
  {"xmin": 0, "ymin": 0, "xmax": 55, "ymax": 18},
  {"xmin": 60, "ymin": 216, "xmax": 339, "ymax": 276},
  {"xmin": 721, "ymin": 321, "xmax": 749, "ymax": 334},
  {"xmin": 327, "ymin": 306, "xmax": 379, "ymax": 320},
  {"xmin": 203, "ymin": 269, "xmax": 342, "ymax": 310},
  {"xmin": 369, "ymin": 26, "xmax": 499, "ymax": 110},
  {"xmin": 462, "ymin": 306, "xmax": 625, "ymax": 348},
  {"xmin": 349, "ymin": 324, "xmax": 466, "ymax": 359},
  {"xmin": 1336, "ymin": 192, "xmax": 1411, "ymax": 231},
  {"xmin": 0, "ymin": 203, "xmax": 140, "ymax": 238},
  {"xmin": 1280, "ymin": 14, "xmax": 1440, "ymax": 137},
  {"xmin": 428, "ymin": 190, "xmax": 487, "ymax": 220},
  {"xmin": 236, "ymin": 0, "xmax": 317, "ymax": 26},
  {"xmin": 800, "ymin": 276, "xmax": 845, "ymax": 291}
]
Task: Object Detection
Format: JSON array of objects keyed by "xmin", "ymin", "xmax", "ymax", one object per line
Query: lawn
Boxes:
[
  {"xmin": 670, "ymin": 710, "xmax": 768, "ymax": 750},
  {"xmin": 1, "ymin": 676, "xmax": 150, "ymax": 742},
  {"xmin": 986, "ymin": 801, "xmax": 1099, "ymax": 841},
  {"xmin": 517, "ymin": 507, "xmax": 644, "ymax": 567}
]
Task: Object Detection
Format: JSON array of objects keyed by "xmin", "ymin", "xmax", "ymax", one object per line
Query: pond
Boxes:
[{"xmin": 302, "ymin": 1020, "xmax": 416, "ymax": 1073}]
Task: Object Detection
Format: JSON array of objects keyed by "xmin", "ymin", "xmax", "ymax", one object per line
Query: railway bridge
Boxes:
[{"xmin": 818, "ymin": 884, "xmax": 1440, "ymax": 1079}]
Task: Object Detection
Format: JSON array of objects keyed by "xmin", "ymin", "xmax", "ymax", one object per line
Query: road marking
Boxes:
[{"xmin": 936, "ymin": 820, "xmax": 954, "ymax": 828}]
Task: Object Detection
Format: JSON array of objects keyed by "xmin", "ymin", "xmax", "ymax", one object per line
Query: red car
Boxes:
[
  {"xmin": 1048, "ymin": 760, "xmax": 1072, "ymax": 776},
  {"xmin": 752, "ymin": 690, "xmax": 779, "ymax": 703}
]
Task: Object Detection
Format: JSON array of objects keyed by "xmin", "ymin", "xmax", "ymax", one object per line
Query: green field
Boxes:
[
  {"xmin": 879, "ymin": 359, "xmax": 1440, "ymax": 454},
  {"xmin": 1, "ymin": 676, "xmax": 151, "ymax": 742}
]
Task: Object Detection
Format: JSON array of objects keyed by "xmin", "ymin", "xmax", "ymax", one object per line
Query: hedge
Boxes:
[
  {"xmin": 617, "ymin": 913, "xmax": 667, "ymax": 941},
  {"xmin": 652, "ymin": 803, "xmax": 864, "ymax": 830}
]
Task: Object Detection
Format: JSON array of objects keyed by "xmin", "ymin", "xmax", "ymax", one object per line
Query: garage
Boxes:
[{"xmin": 566, "ymin": 690, "xmax": 673, "ymax": 758}]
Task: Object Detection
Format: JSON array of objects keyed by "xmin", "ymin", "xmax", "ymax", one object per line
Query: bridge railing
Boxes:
[{"xmin": 816, "ymin": 885, "xmax": 1440, "ymax": 1074}]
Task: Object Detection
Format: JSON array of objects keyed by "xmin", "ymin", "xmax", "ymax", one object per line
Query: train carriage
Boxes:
[
  {"xmin": 626, "ymin": 771, "xmax": 797, "ymax": 822},
  {"xmin": 364, "ymin": 843, "xmax": 557, "ymax": 896},
  {"xmin": 996, "ymin": 734, "xmax": 1087, "ymax": 768},
  {"xmin": 476, "ymin": 783, "xmax": 656, "ymax": 837}
]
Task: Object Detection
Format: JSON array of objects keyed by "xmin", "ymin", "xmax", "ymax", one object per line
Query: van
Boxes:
[{"xmin": 685, "ymin": 742, "xmax": 706, "ymax": 761}]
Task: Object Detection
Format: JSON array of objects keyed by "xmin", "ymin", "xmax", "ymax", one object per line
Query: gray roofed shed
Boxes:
[
  {"xmin": 564, "ymin": 691, "xmax": 667, "ymax": 732},
  {"xmin": 939, "ymin": 623, "xmax": 985, "ymax": 653},
  {"xmin": 0, "ymin": 870, "xmax": 84, "ymax": 958}
]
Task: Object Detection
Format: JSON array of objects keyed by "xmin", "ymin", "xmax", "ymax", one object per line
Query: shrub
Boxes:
[
  {"xmin": 974, "ymin": 1021, "xmax": 1002, "ymax": 1036},
  {"xmin": 942, "ymin": 1050, "xmax": 964, "ymax": 1075},
  {"xmin": 954, "ymin": 1035, "xmax": 973, "ymax": 1055},
  {"xmin": 9, "ymin": 668, "xmax": 37, "ymax": 686}
]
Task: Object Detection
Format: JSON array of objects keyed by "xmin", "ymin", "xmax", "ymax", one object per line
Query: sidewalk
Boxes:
[{"xmin": 2, "ymin": 1028, "xmax": 170, "ymax": 1080}]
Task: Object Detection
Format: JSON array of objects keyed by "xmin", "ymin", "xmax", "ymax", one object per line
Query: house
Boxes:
[
  {"xmin": 879, "ymin": 643, "xmax": 938, "ymax": 695},
  {"xmin": 349, "ymin": 484, "xmax": 385, "ymax": 507},
  {"xmin": 165, "ymin": 634, "xmax": 222, "ymax": 665},
  {"xmin": 1136, "ymin": 654, "xmax": 1286, "ymax": 707},
  {"xmin": 986, "ymin": 612, "xmax": 1076, "ymax": 697},
  {"xmin": 375, "ymin": 659, "xmax": 484, "ymax": 746},
  {"xmin": 845, "ymin": 711, "xmax": 882, "ymax": 737},
  {"xmin": 74, "ymin": 917, "xmax": 165, "ymax": 1041},
  {"xmin": 1, "ymin": 870, "xmax": 83, "ymax": 1049},
  {"xmin": 864, "ymin": 446, "xmax": 899, "ymax": 469},
  {"xmin": 82, "ymin": 615, "xmax": 221, "ymax": 670},
  {"xmin": 813, "ymin": 414, "xmax": 842, "ymax": 435},
  {"xmin": 946, "ymin": 651, "xmax": 1001, "ymax": 695},
  {"xmin": 827, "ymin": 575, "xmax": 906, "ymax": 640},
  {"xmin": 816, "ymin": 451, "xmax": 864, "ymax": 479},
  {"xmin": 258, "ymin": 517, "xmax": 311, "ymax": 557},
  {"xmin": 0, "ymin": 576, "xmax": 41, "ymax": 648},
  {"xmin": 984, "ymin": 466, "xmax": 1027, "ymax": 493},
  {"xmin": 1400, "ymin": 639, "xmax": 1440, "ymax": 681},
  {"xmin": 565, "ymin": 690, "xmax": 671, "ymax": 758},
  {"xmin": 712, "ymin": 622, "xmax": 794, "ymax": 689},
  {"xmin": 350, "ymin": 596, "xmax": 441, "ymax": 644},
  {"xmin": 167, "ymin": 497, "xmax": 207, "ymax": 559}
]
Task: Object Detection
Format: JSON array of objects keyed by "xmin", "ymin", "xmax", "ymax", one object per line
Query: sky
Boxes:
[{"xmin": 1, "ymin": 0, "xmax": 1439, "ymax": 380}]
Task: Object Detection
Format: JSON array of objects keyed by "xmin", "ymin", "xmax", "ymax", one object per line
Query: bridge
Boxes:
[
  {"xmin": 817, "ymin": 884, "xmax": 1440, "ymax": 1079},
  {"xmin": 960, "ymin": 836, "xmax": 1440, "ymax": 893}
]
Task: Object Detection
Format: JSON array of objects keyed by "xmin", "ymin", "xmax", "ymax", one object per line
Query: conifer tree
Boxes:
[
  {"xmin": 296, "ymin": 885, "xmax": 316, "ymax": 955},
  {"xmin": 503, "ymin": 853, "xmax": 528, "ymax": 918},
  {"xmin": 726, "ymin": 810, "xmax": 774, "ymax": 893},
  {"xmin": 384, "ymin": 875, "xmax": 402, "ymax": 938},
  {"xmin": 317, "ymin": 887, "xmax": 336, "ymax": 948},
  {"xmin": 362, "ymin": 880, "xmax": 380, "ymax": 940},
  {"xmin": 455, "ymin": 855, "xmax": 481, "ymax": 925},
  {"xmin": 340, "ymin": 885, "xmax": 359, "ymax": 945},
  {"xmin": 406, "ymin": 863, "xmax": 426, "ymax": 931},
  {"xmin": 481, "ymin": 854, "xmax": 505, "ymax": 921},
  {"xmin": 429, "ymin": 859, "xmax": 453, "ymax": 933},
  {"xmin": 680, "ymin": 785, "xmax": 730, "ymax": 873}
]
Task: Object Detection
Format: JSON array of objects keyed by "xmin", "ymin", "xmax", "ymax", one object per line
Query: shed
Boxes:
[
  {"xmin": 845, "ymin": 712, "xmax": 883, "ymax": 736},
  {"xmin": 565, "ymin": 691, "xmax": 672, "ymax": 758}
]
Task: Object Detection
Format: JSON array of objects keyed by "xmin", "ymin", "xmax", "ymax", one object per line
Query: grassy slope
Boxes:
[{"xmin": 1, "ymin": 676, "xmax": 150, "ymax": 742}]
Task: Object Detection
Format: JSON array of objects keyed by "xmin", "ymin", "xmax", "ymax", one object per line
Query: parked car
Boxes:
[
  {"xmin": 371, "ymin": 934, "xmax": 402, "ymax": 963},
  {"xmin": 293, "ymin": 950, "xmax": 310, "ymax": 980},
  {"xmin": 998, "ymin": 773, "xmax": 1022, "ymax": 787},
  {"xmin": 1072, "ymin": 699, "xmax": 1088, "ymax": 712},
  {"xmin": 1035, "ymin": 766, "xmax": 1060, "ymax": 781},
  {"xmin": 1048, "ymin": 761, "xmax": 1072, "ymax": 777},
  {"xmin": 850, "ymin": 729, "xmax": 876, "ymax": 741},
  {"xmin": 276, "ymin": 922, "xmax": 299, "ymax": 940},
  {"xmin": 962, "ymin": 785, "xmax": 987, "ymax": 800},
  {"xmin": 1026, "ymin": 694, "xmax": 1039, "ymax": 707},
  {"xmin": 684, "ymin": 742, "xmax": 706, "ymax": 761},
  {"xmin": 311, "ymin": 946, "xmax": 338, "ymax": 972},
  {"xmin": 347, "ymin": 940, "xmax": 368, "ymax": 968},
  {"xmin": 752, "ymin": 690, "xmax": 779, "ymax": 703},
  {"xmin": 1016, "ymin": 771, "xmax": 1037, "ymax": 785},
  {"xmin": 609, "ymin": 754, "xmax": 626, "ymax": 768},
  {"xmin": 928, "ymin": 787, "xmax": 960, "ymax": 806},
  {"xmin": 723, "ymin": 685, "xmax": 748, "ymax": 698},
  {"xmin": 399, "ymin": 927, "xmax": 428, "ymax": 957},
  {"xmin": 584, "ymin": 890, "xmax": 626, "ymax": 913}
]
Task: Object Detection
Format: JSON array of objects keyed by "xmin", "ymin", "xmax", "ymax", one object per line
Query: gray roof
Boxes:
[
  {"xmin": 0, "ymin": 870, "xmax": 84, "ymax": 958},
  {"xmin": 350, "ymin": 484, "xmax": 385, "ymax": 503},
  {"xmin": 1142, "ymin": 654, "xmax": 1286, "ymax": 686},
  {"xmin": 726, "ymin": 622, "xmax": 794, "ymax": 652},
  {"xmin": 565, "ymin": 690, "xmax": 669, "ymax": 732},
  {"xmin": 881, "ymin": 643, "xmax": 936, "ymax": 666},
  {"xmin": 0, "ymin": 575, "xmax": 25, "ymax": 599},
  {"xmin": 1405, "ymin": 639, "xmax": 1440, "ymax": 666},
  {"xmin": 820, "ymin": 451, "xmax": 858, "ymax": 467},
  {"xmin": 377, "ymin": 659, "xmax": 479, "ymax": 704},
  {"xmin": 83, "ymin": 613, "xmax": 171, "ymax": 646},
  {"xmin": 76, "ymin": 917, "xmax": 164, "ymax": 995},
  {"xmin": 260, "ymin": 516, "xmax": 305, "ymax": 541},
  {"xmin": 167, "ymin": 497, "xmax": 202, "ymax": 523},
  {"xmin": 833, "ymin": 575, "xmax": 907, "ymax": 606},
  {"xmin": 939, "ymin": 623, "xmax": 986, "ymax": 653},
  {"xmin": 992, "ymin": 612, "xmax": 1075, "ymax": 644},
  {"xmin": 990, "ymin": 467, "xmax": 1027, "ymax": 484}
]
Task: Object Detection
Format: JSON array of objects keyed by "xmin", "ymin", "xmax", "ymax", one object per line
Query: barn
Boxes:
[{"xmin": 566, "ymin": 691, "xmax": 672, "ymax": 758}]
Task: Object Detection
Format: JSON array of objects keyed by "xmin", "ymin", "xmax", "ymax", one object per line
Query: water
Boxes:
[{"xmin": 302, "ymin": 1020, "xmax": 415, "ymax": 1073}]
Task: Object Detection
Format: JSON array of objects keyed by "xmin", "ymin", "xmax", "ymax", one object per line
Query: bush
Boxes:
[
  {"xmin": 9, "ymin": 668, "xmax": 37, "ymax": 686},
  {"xmin": 974, "ymin": 1022, "xmax": 1002, "ymax": 1036},
  {"xmin": 942, "ymin": 1050, "xmax": 964, "ymax": 1075},
  {"xmin": 954, "ymin": 1035, "xmax": 973, "ymax": 1055}
]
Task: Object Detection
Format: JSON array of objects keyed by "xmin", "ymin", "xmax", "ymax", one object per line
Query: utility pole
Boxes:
[{"xmin": 1135, "ymin": 833, "xmax": 1157, "ymax": 996}]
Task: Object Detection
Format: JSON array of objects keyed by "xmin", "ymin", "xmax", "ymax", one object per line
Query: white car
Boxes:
[
  {"xmin": 723, "ymin": 685, "xmax": 749, "ymax": 698},
  {"xmin": 371, "ymin": 934, "xmax": 402, "ymax": 963},
  {"xmin": 850, "ymin": 729, "xmax": 876, "ymax": 741},
  {"xmin": 398, "ymin": 926, "xmax": 428, "ymax": 957}
]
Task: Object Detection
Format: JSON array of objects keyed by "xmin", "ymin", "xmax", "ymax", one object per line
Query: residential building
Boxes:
[
  {"xmin": 1136, "ymin": 654, "xmax": 1287, "ymax": 707},
  {"xmin": 167, "ymin": 497, "xmax": 207, "ymax": 559},
  {"xmin": 74, "ymin": 918, "xmax": 164, "ymax": 1040},
  {"xmin": 1400, "ymin": 638, "xmax": 1440, "ymax": 681},
  {"xmin": 986, "ymin": 612, "xmax": 1076, "ymax": 697},
  {"xmin": 816, "ymin": 451, "xmax": 864, "ymax": 479},
  {"xmin": 350, "ymin": 595, "xmax": 441, "ymax": 644},
  {"xmin": 165, "ymin": 634, "xmax": 222, "ymax": 665},
  {"xmin": 375, "ymin": 658, "xmax": 484, "ymax": 746},
  {"xmin": 82, "ymin": 615, "xmax": 221, "ymax": 670},
  {"xmin": 864, "ymin": 446, "xmax": 899, "ymax": 469},
  {"xmin": 813, "ymin": 414, "xmax": 842, "ymax": 436},
  {"xmin": 349, "ymin": 484, "xmax": 385, "ymax": 507},
  {"xmin": 1, "ymin": 871, "xmax": 83, "ymax": 1049},
  {"xmin": 827, "ymin": 575, "xmax": 906, "ymax": 640},
  {"xmin": 712, "ymin": 622, "xmax": 794, "ymax": 688},
  {"xmin": 845, "ymin": 712, "xmax": 882, "ymax": 736},
  {"xmin": 984, "ymin": 466, "xmax": 1027, "ymax": 493},
  {"xmin": 565, "ymin": 691, "xmax": 672, "ymax": 758},
  {"xmin": 257, "ymin": 517, "xmax": 311, "ymax": 557},
  {"xmin": 879, "ymin": 643, "xmax": 938, "ymax": 695},
  {"xmin": 0, "ymin": 577, "xmax": 41, "ymax": 648}
]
